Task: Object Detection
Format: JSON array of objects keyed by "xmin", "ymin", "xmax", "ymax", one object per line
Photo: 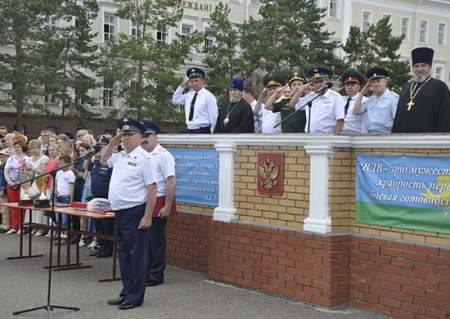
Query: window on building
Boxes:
[
  {"xmin": 44, "ymin": 94, "xmax": 56, "ymax": 104},
  {"xmin": 329, "ymin": 0, "xmax": 338, "ymax": 18},
  {"xmin": 156, "ymin": 23, "xmax": 168, "ymax": 44},
  {"xmin": 104, "ymin": 13, "xmax": 116, "ymax": 42},
  {"xmin": 75, "ymin": 87, "xmax": 86, "ymax": 106},
  {"xmin": 438, "ymin": 23, "xmax": 446, "ymax": 45},
  {"xmin": 250, "ymin": 0, "xmax": 260, "ymax": 4},
  {"xmin": 131, "ymin": 20, "xmax": 137, "ymax": 37},
  {"xmin": 435, "ymin": 65, "xmax": 444, "ymax": 81},
  {"xmin": 401, "ymin": 17, "xmax": 410, "ymax": 40},
  {"xmin": 44, "ymin": 15, "xmax": 59, "ymax": 35},
  {"xmin": 102, "ymin": 79, "xmax": 115, "ymax": 108},
  {"xmin": 204, "ymin": 27, "xmax": 214, "ymax": 53},
  {"xmin": 419, "ymin": 20, "xmax": 428, "ymax": 43},
  {"xmin": 181, "ymin": 24, "xmax": 193, "ymax": 43},
  {"xmin": 362, "ymin": 11, "xmax": 371, "ymax": 32}
]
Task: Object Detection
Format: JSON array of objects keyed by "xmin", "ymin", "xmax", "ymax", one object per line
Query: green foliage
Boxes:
[
  {"xmin": 204, "ymin": 0, "xmax": 343, "ymax": 99},
  {"xmin": 0, "ymin": 0, "xmax": 63, "ymax": 129},
  {"xmin": 342, "ymin": 17, "xmax": 410, "ymax": 90},
  {"xmin": 99, "ymin": 0, "xmax": 203, "ymax": 123},
  {"xmin": 0, "ymin": 0, "xmax": 102, "ymax": 130}
]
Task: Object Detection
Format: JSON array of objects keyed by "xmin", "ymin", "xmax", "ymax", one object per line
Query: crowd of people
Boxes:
[
  {"xmin": 173, "ymin": 46, "xmax": 450, "ymax": 134},
  {"xmin": 0, "ymin": 118, "xmax": 176, "ymax": 310}
]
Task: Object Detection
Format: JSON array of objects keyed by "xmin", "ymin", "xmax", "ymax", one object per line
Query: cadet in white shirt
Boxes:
[
  {"xmin": 340, "ymin": 70, "xmax": 368, "ymax": 134},
  {"xmin": 295, "ymin": 67, "xmax": 345, "ymax": 134},
  {"xmin": 101, "ymin": 117, "xmax": 157, "ymax": 311},
  {"xmin": 172, "ymin": 68, "xmax": 218, "ymax": 133},
  {"xmin": 141, "ymin": 120, "xmax": 176, "ymax": 287}
]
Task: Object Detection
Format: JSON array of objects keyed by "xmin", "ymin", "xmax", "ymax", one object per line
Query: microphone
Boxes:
[
  {"xmin": 80, "ymin": 144, "xmax": 102, "ymax": 159},
  {"xmin": 314, "ymin": 82, "xmax": 333, "ymax": 94}
]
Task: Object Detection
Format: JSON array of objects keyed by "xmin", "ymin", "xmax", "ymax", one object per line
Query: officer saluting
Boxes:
[
  {"xmin": 101, "ymin": 117, "xmax": 157, "ymax": 310},
  {"xmin": 172, "ymin": 68, "xmax": 218, "ymax": 133}
]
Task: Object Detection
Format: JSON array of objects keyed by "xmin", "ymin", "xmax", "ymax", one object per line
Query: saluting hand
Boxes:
[
  {"xmin": 180, "ymin": 79, "xmax": 190, "ymax": 88},
  {"xmin": 109, "ymin": 134, "xmax": 122, "ymax": 148},
  {"xmin": 361, "ymin": 82, "xmax": 371, "ymax": 95}
]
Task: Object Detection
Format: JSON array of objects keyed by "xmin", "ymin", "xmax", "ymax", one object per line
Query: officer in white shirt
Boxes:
[
  {"xmin": 172, "ymin": 68, "xmax": 218, "ymax": 133},
  {"xmin": 252, "ymin": 73, "xmax": 286, "ymax": 134},
  {"xmin": 101, "ymin": 117, "xmax": 157, "ymax": 311},
  {"xmin": 295, "ymin": 67, "xmax": 345, "ymax": 134},
  {"xmin": 340, "ymin": 70, "xmax": 368, "ymax": 134},
  {"xmin": 141, "ymin": 120, "xmax": 176, "ymax": 287}
]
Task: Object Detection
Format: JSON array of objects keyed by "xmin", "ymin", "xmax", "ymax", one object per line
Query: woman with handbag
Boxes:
[
  {"xmin": 4, "ymin": 141, "xmax": 29, "ymax": 234},
  {"xmin": 25, "ymin": 140, "xmax": 49, "ymax": 235}
]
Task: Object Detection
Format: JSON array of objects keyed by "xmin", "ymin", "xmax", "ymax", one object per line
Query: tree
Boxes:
[
  {"xmin": 99, "ymin": 0, "xmax": 203, "ymax": 122},
  {"xmin": 0, "ymin": 0, "xmax": 62, "ymax": 131},
  {"xmin": 204, "ymin": 0, "xmax": 344, "ymax": 96},
  {"xmin": 342, "ymin": 17, "xmax": 410, "ymax": 91},
  {"xmin": 41, "ymin": 0, "xmax": 101, "ymax": 131},
  {"xmin": 239, "ymin": 0, "xmax": 343, "ymax": 78},
  {"xmin": 202, "ymin": 2, "xmax": 247, "ymax": 101}
]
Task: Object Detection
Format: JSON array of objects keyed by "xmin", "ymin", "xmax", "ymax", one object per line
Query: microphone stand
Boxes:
[
  {"xmin": 12, "ymin": 156, "xmax": 90, "ymax": 318},
  {"xmin": 273, "ymin": 90, "xmax": 325, "ymax": 129}
]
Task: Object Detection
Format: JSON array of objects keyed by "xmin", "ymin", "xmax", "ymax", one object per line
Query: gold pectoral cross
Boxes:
[{"xmin": 407, "ymin": 100, "xmax": 414, "ymax": 111}]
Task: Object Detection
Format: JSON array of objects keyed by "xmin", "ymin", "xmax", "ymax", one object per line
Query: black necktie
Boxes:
[
  {"xmin": 344, "ymin": 97, "xmax": 352, "ymax": 115},
  {"xmin": 189, "ymin": 92, "xmax": 198, "ymax": 121}
]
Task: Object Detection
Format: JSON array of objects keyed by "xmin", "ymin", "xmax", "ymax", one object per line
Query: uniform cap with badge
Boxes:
[
  {"xmin": 307, "ymin": 66, "xmax": 333, "ymax": 82},
  {"xmin": 141, "ymin": 120, "xmax": 161, "ymax": 135},
  {"xmin": 366, "ymin": 67, "xmax": 389, "ymax": 81},
  {"xmin": 263, "ymin": 72, "xmax": 286, "ymax": 88},
  {"xmin": 288, "ymin": 72, "xmax": 306, "ymax": 86},
  {"xmin": 341, "ymin": 69, "xmax": 365, "ymax": 86},
  {"xmin": 118, "ymin": 117, "xmax": 145, "ymax": 135},
  {"xmin": 186, "ymin": 67, "xmax": 206, "ymax": 79},
  {"xmin": 96, "ymin": 135, "xmax": 111, "ymax": 145}
]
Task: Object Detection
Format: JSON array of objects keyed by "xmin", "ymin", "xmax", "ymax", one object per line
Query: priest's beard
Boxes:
[
  {"xmin": 414, "ymin": 73, "xmax": 430, "ymax": 83},
  {"xmin": 229, "ymin": 96, "xmax": 242, "ymax": 103}
]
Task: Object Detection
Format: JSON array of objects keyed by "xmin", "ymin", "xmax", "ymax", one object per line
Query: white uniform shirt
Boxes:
[
  {"xmin": 107, "ymin": 146, "xmax": 157, "ymax": 210},
  {"xmin": 360, "ymin": 88, "xmax": 398, "ymax": 134},
  {"xmin": 258, "ymin": 103, "xmax": 282, "ymax": 134},
  {"xmin": 150, "ymin": 144, "xmax": 175, "ymax": 197},
  {"xmin": 172, "ymin": 86, "xmax": 218, "ymax": 131},
  {"xmin": 250, "ymin": 100, "xmax": 262, "ymax": 133},
  {"xmin": 342, "ymin": 93, "xmax": 368, "ymax": 134},
  {"xmin": 296, "ymin": 89, "xmax": 345, "ymax": 133}
]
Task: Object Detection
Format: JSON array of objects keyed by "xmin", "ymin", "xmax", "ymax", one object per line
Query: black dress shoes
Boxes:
[
  {"xmin": 107, "ymin": 297, "xmax": 125, "ymax": 305},
  {"xmin": 146, "ymin": 279, "xmax": 164, "ymax": 287},
  {"xmin": 97, "ymin": 251, "xmax": 112, "ymax": 258},
  {"xmin": 118, "ymin": 301, "xmax": 141, "ymax": 310}
]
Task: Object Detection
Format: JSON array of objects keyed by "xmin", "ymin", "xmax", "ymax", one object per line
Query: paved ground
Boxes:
[{"xmin": 0, "ymin": 233, "xmax": 393, "ymax": 319}]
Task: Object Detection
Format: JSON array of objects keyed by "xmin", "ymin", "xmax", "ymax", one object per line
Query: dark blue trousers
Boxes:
[
  {"xmin": 147, "ymin": 217, "xmax": 167, "ymax": 283},
  {"xmin": 115, "ymin": 204, "xmax": 149, "ymax": 304}
]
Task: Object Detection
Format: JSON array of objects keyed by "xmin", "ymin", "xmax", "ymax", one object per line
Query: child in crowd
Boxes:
[{"xmin": 54, "ymin": 155, "xmax": 75, "ymax": 245}]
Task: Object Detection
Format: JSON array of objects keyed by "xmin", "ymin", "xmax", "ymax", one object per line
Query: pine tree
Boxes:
[
  {"xmin": 342, "ymin": 17, "xmax": 410, "ymax": 91},
  {"xmin": 40, "ymin": 0, "xmax": 101, "ymax": 130},
  {"xmin": 99, "ymin": 0, "xmax": 203, "ymax": 122},
  {"xmin": 0, "ymin": 0, "xmax": 62, "ymax": 131}
]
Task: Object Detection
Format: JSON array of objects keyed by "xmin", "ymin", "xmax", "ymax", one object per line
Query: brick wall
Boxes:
[
  {"xmin": 235, "ymin": 145, "xmax": 309, "ymax": 228},
  {"xmin": 166, "ymin": 212, "xmax": 450, "ymax": 318},
  {"xmin": 351, "ymin": 235, "xmax": 450, "ymax": 319}
]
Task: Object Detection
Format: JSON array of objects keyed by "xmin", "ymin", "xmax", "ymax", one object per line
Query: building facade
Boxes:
[{"xmin": 0, "ymin": 0, "xmax": 448, "ymax": 135}]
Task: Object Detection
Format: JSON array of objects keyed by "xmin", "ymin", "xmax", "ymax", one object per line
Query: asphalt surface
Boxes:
[{"xmin": 0, "ymin": 233, "xmax": 393, "ymax": 319}]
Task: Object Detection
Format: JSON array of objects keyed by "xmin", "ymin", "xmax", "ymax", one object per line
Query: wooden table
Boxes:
[{"xmin": 1, "ymin": 202, "xmax": 119, "ymax": 282}]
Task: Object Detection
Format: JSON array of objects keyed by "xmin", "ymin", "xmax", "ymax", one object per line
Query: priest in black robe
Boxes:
[
  {"xmin": 214, "ymin": 78, "xmax": 255, "ymax": 133},
  {"xmin": 392, "ymin": 47, "xmax": 450, "ymax": 133}
]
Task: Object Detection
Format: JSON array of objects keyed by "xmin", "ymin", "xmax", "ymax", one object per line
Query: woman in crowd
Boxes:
[
  {"xmin": 57, "ymin": 134, "xmax": 73, "ymax": 156},
  {"xmin": 43, "ymin": 143, "xmax": 60, "ymax": 237},
  {"xmin": 4, "ymin": 141, "xmax": 29, "ymax": 234},
  {"xmin": 25, "ymin": 139, "xmax": 49, "ymax": 235}
]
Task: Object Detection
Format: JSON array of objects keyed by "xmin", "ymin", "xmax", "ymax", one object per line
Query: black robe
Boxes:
[
  {"xmin": 214, "ymin": 99, "xmax": 255, "ymax": 133},
  {"xmin": 392, "ymin": 77, "xmax": 450, "ymax": 133}
]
